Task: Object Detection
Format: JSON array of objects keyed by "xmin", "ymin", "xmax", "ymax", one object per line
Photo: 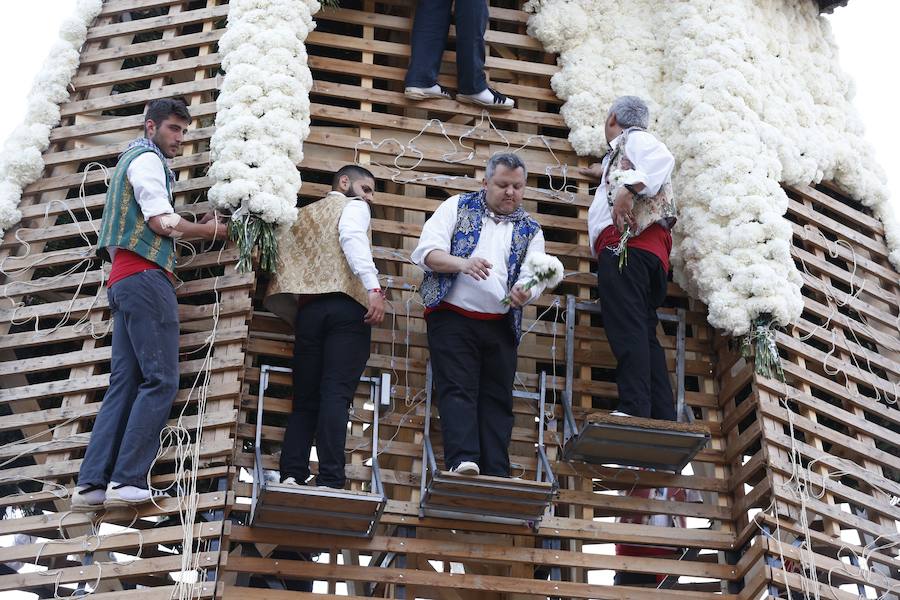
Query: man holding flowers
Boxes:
[
  {"xmin": 412, "ymin": 153, "xmax": 561, "ymax": 477},
  {"xmin": 580, "ymin": 95, "xmax": 677, "ymax": 420}
]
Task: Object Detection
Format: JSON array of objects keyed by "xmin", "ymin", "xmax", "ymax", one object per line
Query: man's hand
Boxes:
[
  {"xmin": 364, "ymin": 289, "xmax": 385, "ymax": 325},
  {"xmin": 199, "ymin": 210, "xmax": 221, "ymax": 224},
  {"xmin": 507, "ymin": 284, "xmax": 531, "ymax": 309},
  {"xmin": 579, "ymin": 162, "xmax": 603, "ymax": 182},
  {"xmin": 206, "ymin": 220, "xmax": 229, "ymax": 241},
  {"xmin": 612, "ymin": 187, "xmax": 636, "ymax": 233},
  {"xmin": 460, "ymin": 257, "xmax": 492, "ymax": 280}
]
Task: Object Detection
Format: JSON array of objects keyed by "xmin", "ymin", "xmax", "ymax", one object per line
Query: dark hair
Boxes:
[
  {"xmin": 143, "ymin": 98, "xmax": 191, "ymax": 135},
  {"xmin": 332, "ymin": 164, "xmax": 375, "ymax": 189}
]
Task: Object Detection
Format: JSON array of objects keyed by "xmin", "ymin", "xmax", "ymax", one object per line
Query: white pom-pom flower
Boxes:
[
  {"xmin": 526, "ymin": 0, "xmax": 899, "ymax": 337},
  {"xmin": 0, "ymin": 0, "xmax": 102, "ymax": 239}
]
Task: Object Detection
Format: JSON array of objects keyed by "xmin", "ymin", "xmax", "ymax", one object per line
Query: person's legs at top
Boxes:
[
  {"xmin": 454, "ymin": 0, "xmax": 514, "ymax": 109},
  {"xmin": 596, "ymin": 248, "xmax": 653, "ymax": 417},
  {"xmin": 453, "ymin": 0, "xmax": 488, "ymax": 95},
  {"xmin": 405, "ymin": 0, "xmax": 453, "ymax": 100},
  {"xmin": 426, "ymin": 310, "xmax": 483, "ymax": 473},
  {"xmin": 314, "ymin": 295, "xmax": 372, "ymax": 488}
]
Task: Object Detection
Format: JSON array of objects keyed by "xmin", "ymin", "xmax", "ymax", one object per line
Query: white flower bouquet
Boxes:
[
  {"xmin": 525, "ymin": 0, "xmax": 900, "ymax": 380},
  {"xmin": 0, "ymin": 0, "xmax": 103, "ymax": 238},
  {"xmin": 502, "ymin": 252, "xmax": 564, "ymax": 305},
  {"xmin": 208, "ymin": 0, "xmax": 320, "ymax": 272}
]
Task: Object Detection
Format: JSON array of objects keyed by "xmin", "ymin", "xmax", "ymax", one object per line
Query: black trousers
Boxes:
[
  {"xmin": 596, "ymin": 248, "xmax": 676, "ymax": 421},
  {"xmin": 280, "ymin": 294, "xmax": 371, "ymax": 488},
  {"xmin": 405, "ymin": 0, "xmax": 489, "ymax": 95},
  {"xmin": 426, "ymin": 310, "xmax": 517, "ymax": 476}
]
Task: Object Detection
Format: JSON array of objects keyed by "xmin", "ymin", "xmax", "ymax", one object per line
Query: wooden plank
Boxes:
[
  {"xmin": 0, "ymin": 491, "xmax": 228, "ymax": 537},
  {"xmin": 226, "ymin": 525, "xmax": 736, "ymax": 580},
  {"xmin": 86, "ymin": 5, "xmax": 229, "ymax": 42},
  {"xmin": 0, "ymin": 551, "xmax": 220, "ymax": 592},
  {"xmin": 0, "ymin": 521, "xmax": 223, "ymax": 564},
  {"xmin": 224, "ymin": 556, "xmax": 736, "ymax": 600}
]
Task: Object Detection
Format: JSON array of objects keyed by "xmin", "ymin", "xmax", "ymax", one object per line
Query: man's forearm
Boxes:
[
  {"xmin": 423, "ymin": 250, "xmax": 465, "ymax": 273},
  {"xmin": 148, "ymin": 214, "xmax": 225, "ymax": 240}
]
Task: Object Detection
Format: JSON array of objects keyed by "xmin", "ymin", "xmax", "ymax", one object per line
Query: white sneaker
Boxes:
[
  {"xmin": 71, "ymin": 484, "xmax": 106, "ymax": 511},
  {"xmin": 281, "ymin": 477, "xmax": 303, "ymax": 488},
  {"xmin": 610, "ymin": 410, "xmax": 632, "ymax": 417},
  {"xmin": 457, "ymin": 87, "xmax": 514, "ymax": 110},
  {"xmin": 404, "ymin": 84, "xmax": 451, "ymax": 101},
  {"xmin": 104, "ymin": 482, "xmax": 152, "ymax": 507},
  {"xmin": 450, "ymin": 461, "xmax": 480, "ymax": 476}
]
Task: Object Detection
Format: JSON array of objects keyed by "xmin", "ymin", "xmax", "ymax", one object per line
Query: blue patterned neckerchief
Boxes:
[
  {"xmin": 123, "ymin": 137, "xmax": 176, "ymax": 186},
  {"xmin": 478, "ymin": 190, "xmax": 527, "ymax": 224}
]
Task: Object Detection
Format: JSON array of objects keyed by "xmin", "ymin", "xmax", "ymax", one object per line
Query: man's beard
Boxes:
[{"xmin": 152, "ymin": 133, "xmax": 175, "ymax": 158}]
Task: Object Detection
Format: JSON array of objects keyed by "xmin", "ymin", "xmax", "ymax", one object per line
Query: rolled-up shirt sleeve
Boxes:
[
  {"xmin": 126, "ymin": 152, "xmax": 175, "ymax": 220},
  {"xmin": 410, "ymin": 196, "xmax": 459, "ymax": 272},
  {"xmin": 624, "ymin": 131, "xmax": 675, "ymax": 197},
  {"xmin": 338, "ymin": 199, "xmax": 380, "ymax": 291},
  {"xmin": 514, "ymin": 229, "xmax": 547, "ymax": 304}
]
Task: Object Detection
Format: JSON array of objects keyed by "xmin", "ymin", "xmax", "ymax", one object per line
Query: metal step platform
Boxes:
[
  {"xmin": 561, "ymin": 296, "xmax": 710, "ymax": 472},
  {"xmin": 250, "ymin": 365, "xmax": 389, "ymax": 538},
  {"xmin": 562, "ymin": 412, "xmax": 710, "ymax": 472},
  {"xmin": 419, "ymin": 364, "xmax": 557, "ymax": 526},
  {"xmin": 421, "ymin": 470, "xmax": 556, "ymax": 524}
]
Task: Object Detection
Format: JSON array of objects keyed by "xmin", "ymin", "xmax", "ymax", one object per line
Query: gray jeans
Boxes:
[{"xmin": 78, "ymin": 269, "xmax": 179, "ymax": 489}]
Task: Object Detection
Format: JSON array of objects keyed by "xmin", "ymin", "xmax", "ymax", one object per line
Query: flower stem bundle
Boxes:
[
  {"xmin": 229, "ymin": 214, "xmax": 278, "ymax": 274},
  {"xmin": 614, "ymin": 225, "xmax": 632, "ymax": 272},
  {"xmin": 501, "ymin": 252, "xmax": 564, "ymax": 305},
  {"xmin": 740, "ymin": 314, "xmax": 785, "ymax": 381}
]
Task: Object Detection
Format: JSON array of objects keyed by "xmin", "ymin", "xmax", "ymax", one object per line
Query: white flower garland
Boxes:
[
  {"xmin": 525, "ymin": 0, "xmax": 899, "ymax": 338},
  {"xmin": 0, "ymin": 0, "xmax": 103, "ymax": 238},
  {"xmin": 208, "ymin": 0, "xmax": 319, "ymax": 271}
]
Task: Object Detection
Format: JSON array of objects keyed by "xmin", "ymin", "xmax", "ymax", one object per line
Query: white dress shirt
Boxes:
[
  {"xmin": 126, "ymin": 152, "xmax": 175, "ymax": 220},
  {"xmin": 587, "ymin": 130, "xmax": 675, "ymax": 256},
  {"xmin": 411, "ymin": 195, "xmax": 547, "ymax": 314},
  {"xmin": 335, "ymin": 192, "xmax": 380, "ymax": 291}
]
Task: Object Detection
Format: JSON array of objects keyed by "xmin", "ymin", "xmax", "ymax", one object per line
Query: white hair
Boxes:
[{"xmin": 608, "ymin": 95, "xmax": 650, "ymax": 129}]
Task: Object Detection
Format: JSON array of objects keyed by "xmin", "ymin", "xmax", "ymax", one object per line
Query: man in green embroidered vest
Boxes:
[{"xmin": 72, "ymin": 98, "xmax": 228, "ymax": 511}]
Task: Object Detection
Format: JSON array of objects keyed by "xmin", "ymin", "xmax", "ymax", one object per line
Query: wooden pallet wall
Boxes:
[
  {"xmin": 227, "ymin": 1, "xmax": 738, "ymax": 598},
  {"xmin": 0, "ymin": 0, "xmax": 244, "ymax": 597},
  {"xmin": 735, "ymin": 183, "xmax": 900, "ymax": 599},
  {"xmin": 0, "ymin": 0, "xmax": 895, "ymax": 599}
]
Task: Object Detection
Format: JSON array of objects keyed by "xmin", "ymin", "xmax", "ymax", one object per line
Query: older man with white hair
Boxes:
[
  {"xmin": 580, "ymin": 95, "xmax": 678, "ymax": 421},
  {"xmin": 412, "ymin": 153, "xmax": 548, "ymax": 477}
]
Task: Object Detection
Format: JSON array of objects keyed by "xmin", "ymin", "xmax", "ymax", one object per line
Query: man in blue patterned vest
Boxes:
[
  {"xmin": 412, "ymin": 153, "xmax": 548, "ymax": 477},
  {"xmin": 72, "ymin": 98, "xmax": 228, "ymax": 511}
]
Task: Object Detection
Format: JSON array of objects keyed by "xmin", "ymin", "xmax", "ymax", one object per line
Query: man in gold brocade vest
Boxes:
[{"xmin": 264, "ymin": 165, "xmax": 385, "ymax": 489}]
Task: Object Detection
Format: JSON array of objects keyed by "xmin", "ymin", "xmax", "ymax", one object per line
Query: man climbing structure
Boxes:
[
  {"xmin": 264, "ymin": 165, "xmax": 385, "ymax": 490},
  {"xmin": 412, "ymin": 153, "xmax": 549, "ymax": 477},
  {"xmin": 581, "ymin": 95, "xmax": 678, "ymax": 421},
  {"xmin": 73, "ymin": 98, "xmax": 228, "ymax": 510}
]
